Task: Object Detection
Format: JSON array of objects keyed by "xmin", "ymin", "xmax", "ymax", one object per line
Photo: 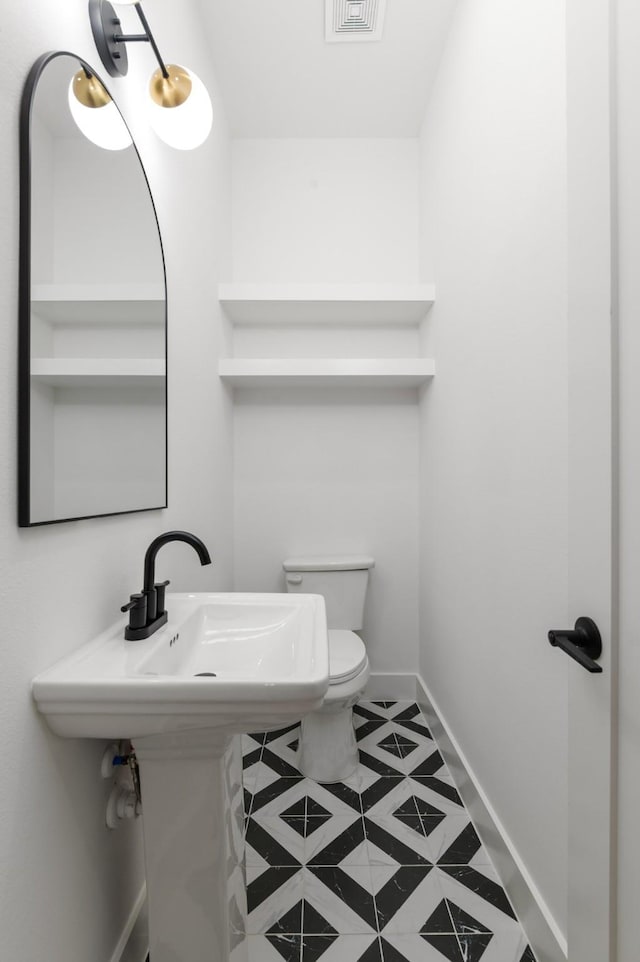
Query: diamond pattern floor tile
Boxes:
[
  {"xmin": 306, "ymin": 816, "xmax": 371, "ymax": 866},
  {"xmin": 246, "ymin": 934, "xmax": 302, "ymax": 962},
  {"xmin": 252, "ymin": 777, "xmax": 366, "ymax": 818},
  {"xmin": 303, "ymin": 934, "xmax": 384, "ymax": 962},
  {"xmin": 246, "ymin": 867, "xmax": 304, "ymax": 929},
  {"xmin": 357, "ymin": 724, "xmax": 439, "ymax": 775},
  {"xmin": 358, "ymin": 776, "xmax": 464, "ymax": 819},
  {"xmin": 371, "ymin": 865, "xmax": 443, "ymax": 934},
  {"xmin": 241, "ymin": 700, "xmax": 537, "ymax": 962},
  {"xmin": 364, "ymin": 815, "xmax": 441, "ymax": 866},
  {"xmin": 410, "ymin": 774, "xmax": 464, "ymax": 808},
  {"xmin": 438, "ymin": 865, "xmax": 518, "ymax": 923},
  {"xmin": 305, "ymin": 865, "xmax": 378, "ymax": 934},
  {"xmin": 246, "ymin": 816, "xmax": 306, "ymax": 867}
]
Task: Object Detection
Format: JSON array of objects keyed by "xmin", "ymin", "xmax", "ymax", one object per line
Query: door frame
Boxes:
[{"xmin": 566, "ymin": 0, "xmax": 618, "ymax": 959}]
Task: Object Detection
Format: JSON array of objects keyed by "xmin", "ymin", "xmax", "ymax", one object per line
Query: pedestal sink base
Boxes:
[
  {"xmin": 31, "ymin": 592, "xmax": 329, "ymax": 960},
  {"xmin": 134, "ymin": 730, "xmax": 248, "ymax": 962}
]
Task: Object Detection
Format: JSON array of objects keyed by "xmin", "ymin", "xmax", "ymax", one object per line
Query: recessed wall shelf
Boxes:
[
  {"xmin": 218, "ymin": 283, "xmax": 435, "ymax": 325},
  {"xmin": 218, "ymin": 358, "xmax": 435, "ymax": 387},
  {"xmin": 31, "ymin": 284, "xmax": 165, "ymax": 325},
  {"xmin": 31, "ymin": 358, "xmax": 165, "ymax": 387},
  {"xmin": 218, "ymin": 282, "xmax": 435, "ymax": 391},
  {"xmin": 32, "ymin": 284, "xmax": 165, "ymax": 299}
]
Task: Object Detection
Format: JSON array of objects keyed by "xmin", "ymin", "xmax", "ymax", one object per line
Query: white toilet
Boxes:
[{"xmin": 283, "ymin": 554, "xmax": 375, "ymax": 782}]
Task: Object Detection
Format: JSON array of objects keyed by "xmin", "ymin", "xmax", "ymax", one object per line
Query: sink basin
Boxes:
[
  {"xmin": 33, "ymin": 591, "xmax": 329, "ymax": 962},
  {"xmin": 32, "ymin": 592, "xmax": 329, "ymax": 739}
]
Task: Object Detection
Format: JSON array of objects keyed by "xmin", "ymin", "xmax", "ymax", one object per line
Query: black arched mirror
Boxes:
[{"xmin": 19, "ymin": 52, "xmax": 167, "ymax": 526}]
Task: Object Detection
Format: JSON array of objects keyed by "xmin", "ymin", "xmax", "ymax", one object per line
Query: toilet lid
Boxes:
[{"xmin": 328, "ymin": 630, "xmax": 368, "ymax": 685}]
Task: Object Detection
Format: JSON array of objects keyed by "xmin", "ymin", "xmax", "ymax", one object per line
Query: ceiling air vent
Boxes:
[{"xmin": 325, "ymin": 0, "xmax": 388, "ymax": 43}]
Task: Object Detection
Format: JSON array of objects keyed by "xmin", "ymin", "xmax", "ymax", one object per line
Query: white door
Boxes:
[{"xmin": 565, "ymin": 0, "xmax": 616, "ymax": 959}]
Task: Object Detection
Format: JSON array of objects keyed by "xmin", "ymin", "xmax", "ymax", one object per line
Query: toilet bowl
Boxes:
[{"xmin": 283, "ymin": 555, "xmax": 374, "ymax": 782}]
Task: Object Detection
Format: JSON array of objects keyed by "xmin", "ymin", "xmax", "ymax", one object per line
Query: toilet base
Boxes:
[
  {"xmin": 297, "ymin": 705, "xmax": 359, "ymax": 782},
  {"xmin": 296, "ymin": 662, "xmax": 369, "ymax": 783}
]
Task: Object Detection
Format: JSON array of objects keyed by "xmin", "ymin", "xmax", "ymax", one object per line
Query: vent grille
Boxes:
[{"xmin": 326, "ymin": 0, "xmax": 387, "ymax": 43}]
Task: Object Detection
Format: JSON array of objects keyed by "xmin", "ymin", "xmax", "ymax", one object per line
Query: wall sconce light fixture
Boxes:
[
  {"xmin": 88, "ymin": 0, "xmax": 213, "ymax": 150},
  {"xmin": 68, "ymin": 68, "xmax": 133, "ymax": 150}
]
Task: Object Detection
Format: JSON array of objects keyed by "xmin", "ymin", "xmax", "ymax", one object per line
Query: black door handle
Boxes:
[{"xmin": 548, "ymin": 616, "xmax": 603, "ymax": 673}]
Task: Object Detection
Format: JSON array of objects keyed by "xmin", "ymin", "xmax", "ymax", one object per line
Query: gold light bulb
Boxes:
[
  {"xmin": 149, "ymin": 64, "xmax": 193, "ymax": 109},
  {"xmin": 71, "ymin": 70, "xmax": 111, "ymax": 109}
]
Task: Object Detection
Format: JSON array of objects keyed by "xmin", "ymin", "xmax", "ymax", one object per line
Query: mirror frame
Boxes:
[{"xmin": 18, "ymin": 51, "xmax": 168, "ymax": 527}]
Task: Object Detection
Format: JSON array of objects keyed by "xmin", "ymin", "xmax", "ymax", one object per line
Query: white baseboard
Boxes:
[
  {"xmin": 415, "ymin": 674, "xmax": 567, "ymax": 962},
  {"xmin": 365, "ymin": 672, "xmax": 417, "ymax": 699},
  {"xmin": 109, "ymin": 884, "xmax": 148, "ymax": 962}
]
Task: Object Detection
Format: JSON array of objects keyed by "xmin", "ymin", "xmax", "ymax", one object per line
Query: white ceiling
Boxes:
[{"xmin": 197, "ymin": 0, "xmax": 458, "ymax": 138}]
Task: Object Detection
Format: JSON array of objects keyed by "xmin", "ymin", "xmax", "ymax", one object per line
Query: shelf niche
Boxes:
[
  {"xmin": 218, "ymin": 282, "xmax": 435, "ymax": 391},
  {"xmin": 218, "ymin": 283, "xmax": 435, "ymax": 325},
  {"xmin": 219, "ymin": 357, "xmax": 434, "ymax": 388}
]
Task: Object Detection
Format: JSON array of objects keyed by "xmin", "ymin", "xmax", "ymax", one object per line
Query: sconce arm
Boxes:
[
  {"xmin": 134, "ymin": 4, "xmax": 170, "ymax": 79},
  {"xmin": 89, "ymin": 0, "xmax": 169, "ymax": 79}
]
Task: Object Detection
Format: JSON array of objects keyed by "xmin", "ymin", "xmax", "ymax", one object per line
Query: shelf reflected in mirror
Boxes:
[{"xmin": 19, "ymin": 52, "xmax": 167, "ymax": 526}]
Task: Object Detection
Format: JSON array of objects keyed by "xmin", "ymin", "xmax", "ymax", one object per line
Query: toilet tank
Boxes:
[{"xmin": 283, "ymin": 555, "xmax": 375, "ymax": 630}]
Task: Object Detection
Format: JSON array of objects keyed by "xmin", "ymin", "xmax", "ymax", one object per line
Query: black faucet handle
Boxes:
[
  {"xmin": 121, "ymin": 593, "xmax": 147, "ymax": 632},
  {"xmin": 154, "ymin": 580, "xmax": 171, "ymax": 617}
]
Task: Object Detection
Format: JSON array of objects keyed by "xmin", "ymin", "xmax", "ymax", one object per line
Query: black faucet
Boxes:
[{"xmin": 121, "ymin": 530, "xmax": 212, "ymax": 640}]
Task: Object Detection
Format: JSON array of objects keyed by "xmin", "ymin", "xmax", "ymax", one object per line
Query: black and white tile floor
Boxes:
[{"xmin": 242, "ymin": 700, "xmax": 537, "ymax": 962}]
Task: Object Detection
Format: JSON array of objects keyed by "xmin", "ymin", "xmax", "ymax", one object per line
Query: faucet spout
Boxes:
[
  {"xmin": 143, "ymin": 530, "xmax": 212, "ymax": 595},
  {"xmin": 122, "ymin": 530, "xmax": 212, "ymax": 641}
]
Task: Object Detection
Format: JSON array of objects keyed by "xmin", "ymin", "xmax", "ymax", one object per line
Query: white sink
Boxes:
[
  {"xmin": 33, "ymin": 592, "xmax": 329, "ymax": 962},
  {"xmin": 32, "ymin": 592, "xmax": 329, "ymax": 739}
]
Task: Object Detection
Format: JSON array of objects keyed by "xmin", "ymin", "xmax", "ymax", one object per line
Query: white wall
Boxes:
[
  {"xmin": 233, "ymin": 390, "xmax": 420, "ymax": 672},
  {"xmin": 615, "ymin": 2, "xmax": 640, "ymax": 959},
  {"xmin": 418, "ymin": 0, "xmax": 569, "ymax": 939},
  {"xmin": 231, "ymin": 139, "xmax": 420, "ymax": 283},
  {"xmin": 0, "ymin": 2, "xmax": 233, "ymax": 960},
  {"xmin": 230, "ymin": 139, "xmax": 422, "ymax": 671}
]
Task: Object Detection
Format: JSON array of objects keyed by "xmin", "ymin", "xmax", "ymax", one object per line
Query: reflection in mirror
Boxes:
[
  {"xmin": 19, "ymin": 52, "xmax": 167, "ymax": 526},
  {"xmin": 67, "ymin": 68, "xmax": 133, "ymax": 150}
]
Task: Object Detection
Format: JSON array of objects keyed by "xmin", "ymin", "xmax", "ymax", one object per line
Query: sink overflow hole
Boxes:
[{"xmin": 194, "ymin": 672, "xmax": 217, "ymax": 677}]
